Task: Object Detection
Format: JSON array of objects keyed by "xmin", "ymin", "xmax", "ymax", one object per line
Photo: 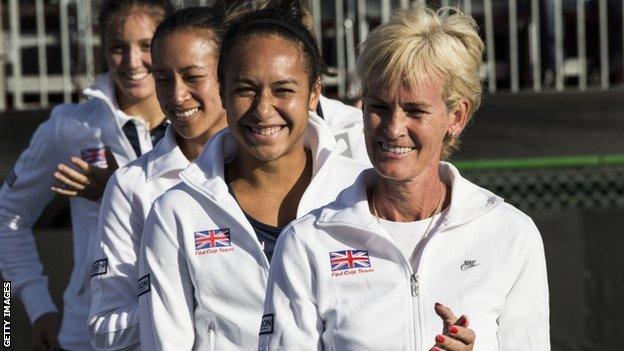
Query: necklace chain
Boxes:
[
  {"xmin": 370, "ymin": 183, "xmax": 446, "ymax": 224},
  {"xmin": 370, "ymin": 182, "xmax": 447, "ymax": 277}
]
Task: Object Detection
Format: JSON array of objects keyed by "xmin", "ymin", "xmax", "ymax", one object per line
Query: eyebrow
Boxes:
[
  {"xmin": 367, "ymin": 95, "xmax": 431, "ymax": 109},
  {"xmin": 180, "ymin": 65, "xmax": 206, "ymax": 72},
  {"xmin": 402, "ymin": 102, "xmax": 432, "ymax": 110},
  {"xmin": 153, "ymin": 65, "xmax": 205, "ymax": 73},
  {"xmin": 231, "ymin": 78, "xmax": 300, "ymax": 86},
  {"xmin": 273, "ymin": 79, "xmax": 299, "ymax": 85}
]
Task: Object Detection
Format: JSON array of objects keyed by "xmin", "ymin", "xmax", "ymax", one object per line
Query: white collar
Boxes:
[
  {"xmin": 316, "ymin": 162, "xmax": 503, "ymax": 231},
  {"xmin": 179, "ymin": 112, "xmax": 344, "ymax": 197},
  {"xmin": 82, "ymin": 72, "xmax": 147, "ymax": 127},
  {"xmin": 146, "ymin": 124, "xmax": 189, "ymax": 181}
]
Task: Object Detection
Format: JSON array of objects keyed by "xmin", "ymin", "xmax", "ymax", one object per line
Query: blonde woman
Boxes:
[{"xmin": 261, "ymin": 4, "xmax": 549, "ymax": 351}]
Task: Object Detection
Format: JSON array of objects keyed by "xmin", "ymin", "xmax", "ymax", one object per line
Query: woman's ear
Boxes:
[
  {"xmin": 308, "ymin": 77, "xmax": 322, "ymax": 111},
  {"xmin": 448, "ymin": 98, "xmax": 470, "ymax": 137}
]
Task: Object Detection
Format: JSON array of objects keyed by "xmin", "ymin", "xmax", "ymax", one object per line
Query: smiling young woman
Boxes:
[
  {"xmin": 87, "ymin": 6, "xmax": 228, "ymax": 351},
  {"xmin": 0, "ymin": 1, "xmax": 174, "ymax": 350},
  {"xmin": 137, "ymin": 3, "xmax": 369, "ymax": 350}
]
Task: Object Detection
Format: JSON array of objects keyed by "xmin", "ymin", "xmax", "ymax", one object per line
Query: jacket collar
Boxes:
[
  {"xmin": 146, "ymin": 125, "xmax": 189, "ymax": 181},
  {"xmin": 179, "ymin": 112, "xmax": 344, "ymax": 200},
  {"xmin": 82, "ymin": 72, "xmax": 141, "ymax": 127},
  {"xmin": 317, "ymin": 162, "xmax": 503, "ymax": 231}
]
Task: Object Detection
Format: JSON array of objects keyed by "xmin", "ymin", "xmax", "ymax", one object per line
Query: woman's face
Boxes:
[
  {"xmin": 363, "ymin": 76, "xmax": 467, "ymax": 182},
  {"xmin": 104, "ymin": 9, "xmax": 158, "ymax": 106},
  {"xmin": 152, "ymin": 29, "xmax": 225, "ymax": 140},
  {"xmin": 221, "ymin": 34, "xmax": 320, "ymax": 162}
]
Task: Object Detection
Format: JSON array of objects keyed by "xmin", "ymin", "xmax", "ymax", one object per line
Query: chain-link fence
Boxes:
[{"xmin": 460, "ymin": 162, "xmax": 624, "ymax": 212}]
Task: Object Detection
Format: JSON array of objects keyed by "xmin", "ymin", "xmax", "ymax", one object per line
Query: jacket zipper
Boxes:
[
  {"xmin": 379, "ymin": 241, "xmax": 418, "ymax": 350},
  {"xmin": 412, "ymin": 226, "xmax": 446, "ymax": 351},
  {"xmin": 207, "ymin": 321, "xmax": 216, "ymax": 350},
  {"xmin": 411, "ymin": 273, "xmax": 419, "ymax": 297}
]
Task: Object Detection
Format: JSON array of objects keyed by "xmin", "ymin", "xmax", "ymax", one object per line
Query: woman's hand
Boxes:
[
  {"xmin": 430, "ymin": 302, "xmax": 475, "ymax": 351},
  {"xmin": 51, "ymin": 149, "xmax": 118, "ymax": 201}
]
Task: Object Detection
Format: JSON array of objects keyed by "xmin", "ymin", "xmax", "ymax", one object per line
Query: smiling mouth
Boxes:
[
  {"xmin": 379, "ymin": 141, "xmax": 415, "ymax": 155},
  {"xmin": 248, "ymin": 125, "xmax": 285, "ymax": 136},
  {"xmin": 170, "ymin": 107, "xmax": 199, "ymax": 121},
  {"xmin": 122, "ymin": 71, "xmax": 149, "ymax": 81}
]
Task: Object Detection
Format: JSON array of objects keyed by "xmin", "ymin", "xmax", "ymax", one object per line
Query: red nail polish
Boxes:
[
  {"xmin": 435, "ymin": 302, "xmax": 442, "ymax": 307},
  {"xmin": 449, "ymin": 326, "xmax": 458, "ymax": 334},
  {"xmin": 458, "ymin": 315, "xmax": 467, "ymax": 326},
  {"xmin": 435, "ymin": 335, "xmax": 445, "ymax": 343}
]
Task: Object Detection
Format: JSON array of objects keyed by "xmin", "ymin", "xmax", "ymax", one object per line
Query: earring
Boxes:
[{"xmin": 449, "ymin": 130, "xmax": 458, "ymax": 138}]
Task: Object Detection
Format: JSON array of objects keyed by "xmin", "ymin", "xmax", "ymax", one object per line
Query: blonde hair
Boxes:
[{"xmin": 357, "ymin": 4, "xmax": 484, "ymax": 159}]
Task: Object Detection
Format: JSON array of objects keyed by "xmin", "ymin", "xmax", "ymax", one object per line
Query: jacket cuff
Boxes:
[{"xmin": 20, "ymin": 281, "xmax": 58, "ymax": 323}]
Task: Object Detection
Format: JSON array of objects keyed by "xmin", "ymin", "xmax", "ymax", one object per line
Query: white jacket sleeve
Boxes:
[
  {"xmin": 88, "ymin": 171, "xmax": 143, "ymax": 350},
  {"xmin": 0, "ymin": 113, "xmax": 63, "ymax": 322},
  {"xmin": 259, "ymin": 226, "xmax": 323, "ymax": 351},
  {"xmin": 498, "ymin": 219, "xmax": 550, "ymax": 350},
  {"xmin": 138, "ymin": 202, "xmax": 194, "ymax": 351}
]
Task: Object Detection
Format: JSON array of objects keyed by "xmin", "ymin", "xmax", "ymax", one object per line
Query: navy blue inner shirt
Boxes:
[
  {"xmin": 122, "ymin": 120, "xmax": 168, "ymax": 157},
  {"xmin": 226, "ymin": 181, "xmax": 283, "ymax": 262}
]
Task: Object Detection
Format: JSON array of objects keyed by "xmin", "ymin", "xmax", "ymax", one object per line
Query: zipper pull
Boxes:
[{"xmin": 410, "ymin": 273, "xmax": 419, "ymax": 297}]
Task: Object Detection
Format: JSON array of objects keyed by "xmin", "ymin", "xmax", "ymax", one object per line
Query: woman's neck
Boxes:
[
  {"xmin": 227, "ymin": 143, "xmax": 312, "ymax": 227},
  {"xmin": 176, "ymin": 116, "xmax": 227, "ymax": 160},
  {"xmin": 117, "ymin": 92, "xmax": 165, "ymax": 129},
  {"xmin": 372, "ymin": 164, "xmax": 449, "ymax": 222},
  {"xmin": 233, "ymin": 144, "xmax": 310, "ymax": 190}
]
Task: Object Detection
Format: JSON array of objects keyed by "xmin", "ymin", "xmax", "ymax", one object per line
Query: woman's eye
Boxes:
[
  {"xmin": 275, "ymin": 88, "xmax": 295, "ymax": 95},
  {"xmin": 185, "ymin": 75, "xmax": 204, "ymax": 83},
  {"xmin": 405, "ymin": 109, "xmax": 427, "ymax": 117},
  {"xmin": 235, "ymin": 87, "xmax": 255, "ymax": 96}
]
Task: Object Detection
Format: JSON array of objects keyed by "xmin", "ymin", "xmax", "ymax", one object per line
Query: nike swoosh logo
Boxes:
[{"xmin": 460, "ymin": 260, "xmax": 481, "ymax": 271}]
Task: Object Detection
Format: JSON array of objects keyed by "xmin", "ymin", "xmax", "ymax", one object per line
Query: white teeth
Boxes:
[
  {"xmin": 127, "ymin": 72, "xmax": 148, "ymax": 80},
  {"xmin": 173, "ymin": 108, "xmax": 198, "ymax": 119},
  {"xmin": 250, "ymin": 126, "xmax": 283, "ymax": 136},
  {"xmin": 380, "ymin": 142, "xmax": 414, "ymax": 154}
]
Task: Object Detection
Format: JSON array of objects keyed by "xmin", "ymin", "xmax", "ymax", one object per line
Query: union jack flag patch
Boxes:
[
  {"xmin": 80, "ymin": 147, "xmax": 107, "ymax": 168},
  {"xmin": 329, "ymin": 250, "xmax": 372, "ymax": 271},
  {"xmin": 194, "ymin": 228, "xmax": 231, "ymax": 251}
]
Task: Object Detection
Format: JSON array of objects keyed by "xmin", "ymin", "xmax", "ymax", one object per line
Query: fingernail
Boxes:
[
  {"xmin": 435, "ymin": 335, "xmax": 445, "ymax": 343},
  {"xmin": 449, "ymin": 326, "xmax": 458, "ymax": 334},
  {"xmin": 458, "ymin": 315, "xmax": 467, "ymax": 326},
  {"xmin": 435, "ymin": 302, "xmax": 442, "ymax": 307}
]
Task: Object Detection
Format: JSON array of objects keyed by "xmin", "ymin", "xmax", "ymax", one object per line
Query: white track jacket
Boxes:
[
  {"xmin": 138, "ymin": 115, "xmax": 369, "ymax": 351},
  {"xmin": 261, "ymin": 163, "xmax": 550, "ymax": 351},
  {"xmin": 0, "ymin": 73, "xmax": 157, "ymax": 351},
  {"xmin": 88, "ymin": 125, "xmax": 188, "ymax": 350},
  {"xmin": 318, "ymin": 95, "xmax": 368, "ymax": 164}
]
